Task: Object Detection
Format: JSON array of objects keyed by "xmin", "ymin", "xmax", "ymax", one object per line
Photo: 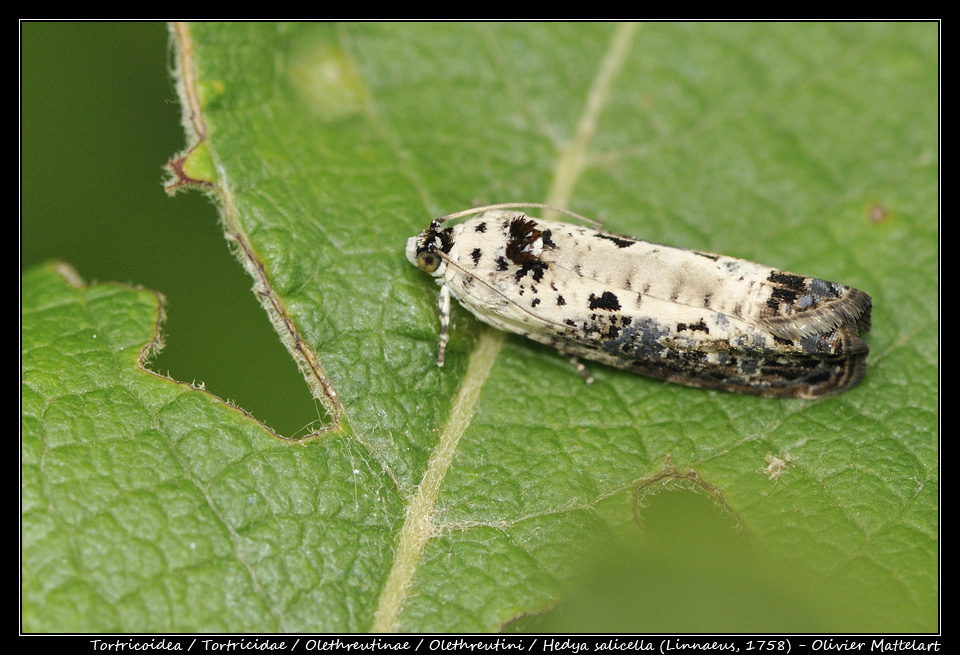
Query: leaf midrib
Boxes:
[{"xmin": 370, "ymin": 22, "xmax": 638, "ymax": 631}]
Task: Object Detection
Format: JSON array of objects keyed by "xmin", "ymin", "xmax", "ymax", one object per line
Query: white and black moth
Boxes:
[{"xmin": 406, "ymin": 203, "xmax": 871, "ymax": 398}]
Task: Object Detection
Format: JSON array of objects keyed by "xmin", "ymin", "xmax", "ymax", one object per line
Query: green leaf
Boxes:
[
  {"xmin": 23, "ymin": 22, "xmax": 937, "ymax": 632},
  {"xmin": 22, "ymin": 263, "xmax": 402, "ymax": 632}
]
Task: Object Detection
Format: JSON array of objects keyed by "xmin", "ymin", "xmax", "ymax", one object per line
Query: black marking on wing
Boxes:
[
  {"xmin": 677, "ymin": 319, "xmax": 709, "ymax": 334},
  {"xmin": 768, "ymin": 271, "xmax": 806, "ymax": 290},
  {"xmin": 506, "ymin": 216, "xmax": 543, "ymax": 265},
  {"xmin": 596, "ymin": 233, "xmax": 636, "ymax": 248},
  {"xmin": 588, "ymin": 291, "xmax": 621, "ymax": 311},
  {"xmin": 515, "ymin": 260, "xmax": 549, "ymax": 283}
]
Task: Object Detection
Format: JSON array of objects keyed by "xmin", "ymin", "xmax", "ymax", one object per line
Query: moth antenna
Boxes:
[{"xmin": 435, "ymin": 202, "xmax": 602, "ymax": 227}]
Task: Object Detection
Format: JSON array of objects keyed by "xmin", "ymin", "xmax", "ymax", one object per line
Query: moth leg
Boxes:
[
  {"xmin": 550, "ymin": 341, "xmax": 595, "ymax": 384},
  {"xmin": 567, "ymin": 356, "xmax": 595, "ymax": 385},
  {"xmin": 436, "ymin": 283, "xmax": 450, "ymax": 367}
]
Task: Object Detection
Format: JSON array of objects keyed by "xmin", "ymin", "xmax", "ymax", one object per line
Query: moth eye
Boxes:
[{"xmin": 417, "ymin": 251, "xmax": 442, "ymax": 273}]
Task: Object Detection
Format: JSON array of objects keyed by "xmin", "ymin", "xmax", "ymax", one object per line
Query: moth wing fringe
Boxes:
[{"xmin": 760, "ymin": 288, "xmax": 872, "ymax": 343}]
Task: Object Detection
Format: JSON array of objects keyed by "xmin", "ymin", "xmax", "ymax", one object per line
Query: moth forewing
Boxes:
[{"xmin": 407, "ymin": 205, "xmax": 871, "ymax": 398}]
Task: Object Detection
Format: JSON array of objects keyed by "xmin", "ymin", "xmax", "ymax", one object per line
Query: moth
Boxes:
[{"xmin": 406, "ymin": 203, "xmax": 871, "ymax": 398}]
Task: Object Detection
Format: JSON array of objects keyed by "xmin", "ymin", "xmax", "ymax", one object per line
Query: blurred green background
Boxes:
[{"xmin": 21, "ymin": 22, "xmax": 319, "ymax": 436}]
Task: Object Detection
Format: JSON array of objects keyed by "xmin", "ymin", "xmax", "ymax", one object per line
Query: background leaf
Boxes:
[
  {"xmin": 22, "ymin": 22, "xmax": 937, "ymax": 632},
  {"xmin": 20, "ymin": 22, "xmax": 319, "ymax": 436}
]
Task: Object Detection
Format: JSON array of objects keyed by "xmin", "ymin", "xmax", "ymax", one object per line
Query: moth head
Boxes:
[
  {"xmin": 406, "ymin": 220, "xmax": 452, "ymax": 277},
  {"xmin": 415, "ymin": 248, "xmax": 443, "ymax": 273}
]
